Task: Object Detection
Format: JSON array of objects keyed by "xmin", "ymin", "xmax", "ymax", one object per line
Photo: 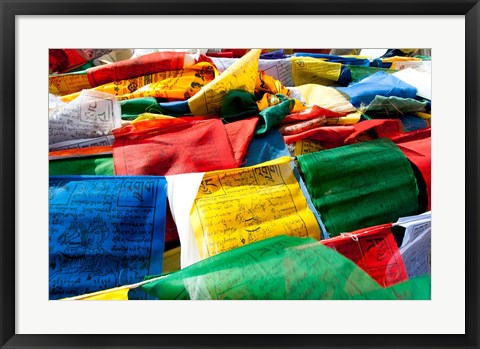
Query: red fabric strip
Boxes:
[
  {"xmin": 284, "ymin": 126, "xmax": 355, "ymax": 147},
  {"xmin": 49, "ymin": 145, "xmax": 113, "ymax": 159},
  {"xmin": 285, "ymin": 119, "xmax": 404, "ymax": 148},
  {"xmin": 113, "ymin": 118, "xmax": 236, "ymax": 176},
  {"xmin": 281, "ymin": 105, "xmax": 346, "ymax": 124},
  {"xmin": 321, "ymin": 224, "xmax": 409, "ymax": 287},
  {"xmin": 394, "ymin": 128, "xmax": 431, "ymax": 210},
  {"xmin": 344, "ymin": 119, "xmax": 404, "ymax": 144},
  {"xmin": 224, "ymin": 117, "xmax": 259, "ymax": 166},
  {"xmin": 87, "ymin": 51, "xmax": 186, "ymax": 87}
]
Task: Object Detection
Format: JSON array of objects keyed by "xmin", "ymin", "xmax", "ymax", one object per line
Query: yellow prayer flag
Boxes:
[
  {"xmin": 61, "ymin": 287, "xmax": 129, "ymax": 300},
  {"xmin": 416, "ymin": 111, "xmax": 431, "ymax": 120},
  {"xmin": 382, "ymin": 56, "xmax": 423, "ymax": 70},
  {"xmin": 255, "ymin": 71, "xmax": 290, "ymax": 96},
  {"xmin": 190, "ymin": 156, "xmax": 321, "ymax": 259},
  {"xmin": 131, "ymin": 113, "xmax": 176, "ymax": 123},
  {"xmin": 49, "ymin": 73, "xmax": 92, "ymax": 96},
  {"xmin": 296, "ymin": 84, "xmax": 357, "ymax": 113},
  {"xmin": 60, "ymin": 62, "xmax": 217, "ymax": 103},
  {"xmin": 294, "ymin": 139, "xmax": 326, "ymax": 156},
  {"xmin": 295, "ymin": 84, "xmax": 356, "ymax": 114},
  {"xmin": 324, "ymin": 112, "xmax": 362, "ymax": 125},
  {"xmin": 290, "ymin": 57, "xmax": 342, "ymax": 86},
  {"xmin": 188, "ymin": 49, "xmax": 262, "ymax": 115},
  {"xmin": 382, "ymin": 56, "xmax": 421, "ymax": 63}
]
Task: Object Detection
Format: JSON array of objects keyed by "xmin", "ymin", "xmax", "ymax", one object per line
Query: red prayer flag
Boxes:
[
  {"xmin": 87, "ymin": 51, "xmax": 186, "ymax": 87},
  {"xmin": 283, "ymin": 126, "xmax": 356, "ymax": 147},
  {"xmin": 284, "ymin": 119, "xmax": 405, "ymax": 148},
  {"xmin": 344, "ymin": 119, "xmax": 404, "ymax": 144},
  {"xmin": 321, "ymin": 224, "xmax": 409, "ymax": 287},
  {"xmin": 49, "ymin": 145, "xmax": 113, "ymax": 160},
  {"xmin": 224, "ymin": 117, "xmax": 259, "ymax": 166},
  {"xmin": 281, "ymin": 105, "xmax": 346, "ymax": 124},
  {"xmin": 113, "ymin": 118, "xmax": 237, "ymax": 176},
  {"xmin": 49, "ymin": 49, "xmax": 89, "ymax": 74},
  {"xmin": 207, "ymin": 52, "xmax": 234, "ymax": 58},
  {"xmin": 393, "ymin": 128, "xmax": 431, "ymax": 210}
]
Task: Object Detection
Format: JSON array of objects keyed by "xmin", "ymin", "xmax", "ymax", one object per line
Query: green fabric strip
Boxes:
[
  {"xmin": 256, "ymin": 94, "xmax": 294, "ymax": 135},
  {"xmin": 298, "ymin": 138, "xmax": 419, "ymax": 236},
  {"xmin": 49, "ymin": 156, "xmax": 114, "ymax": 175},
  {"xmin": 351, "ymin": 275, "xmax": 431, "ymax": 300},
  {"xmin": 140, "ymin": 235, "xmax": 428, "ymax": 300},
  {"xmin": 347, "ymin": 65, "xmax": 397, "ymax": 83},
  {"xmin": 120, "ymin": 97, "xmax": 164, "ymax": 120},
  {"xmin": 219, "ymin": 90, "xmax": 259, "ymax": 120},
  {"xmin": 364, "ymin": 95, "xmax": 428, "ymax": 118}
]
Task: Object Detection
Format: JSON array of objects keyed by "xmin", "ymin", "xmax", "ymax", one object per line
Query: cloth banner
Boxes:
[
  {"xmin": 140, "ymin": 235, "xmax": 430, "ymax": 300},
  {"xmin": 321, "ymin": 224, "xmax": 408, "ymax": 287},
  {"xmin": 49, "ymin": 155, "xmax": 114, "ymax": 175},
  {"xmin": 188, "ymin": 49, "xmax": 261, "ymax": 115},
  {"xmin": 337, "ymin": 71, "xmax": 417, "ymax": 107},
  {"xmin": 49, "ymin": 90, "xmax": 121, "ymax": 149},
  {"xmin": 394, "ymin": 211, "xmax": 431, "ymax": 278},
  {"xmin": 190, "ymin": 156, "xmax": 321, "ymax": 260},
  {"xmin": 87, "ymin": 51, "xmax": 186, "ymax": 87},
  {"xmin": 60, "ymin": 62, "xmax": 217, "ymax": 103},
  {"xmin": 49, "ymin": 176, "xmax": 167, "ymax": 299},
  {"xmin": 113, "ymin": 118, "xmax": 237, "ymax": 175},
  {"xmin": 298, "ymin": 138, "xmax": 420, "ymax": 236}
]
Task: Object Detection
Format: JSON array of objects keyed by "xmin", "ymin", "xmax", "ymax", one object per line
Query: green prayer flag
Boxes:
[
  {"xmin": 256, "ymin": 94, "xmax": 294, "ymax": 135},
  {"xmin": 49, "ymin": 156, "xmax": 114, "ymax": 175},
  {"xmin": 364, "ymin": 96, "xmax": 428, "ymax": 118},
  {"xmin": 351, "ymin": 275, "xmax": 431, "ymax": 300},
  {"xmin": 120, "ymin": 97, "xmax": 164, "ymax": 120},
  {"xmin": 347, "ymin": 65, "xmax": 397, "ymax": 83},
  {"xmin": 140, "ymin": 235, "xmax": 426, "ymax": 300},
  {"xmin": 219, "ymin": 90, "xmax": 259, "ymax": 120},
  {"xmin": 298, "ymin": 138, "xmax": 420, "ymax": 236}
]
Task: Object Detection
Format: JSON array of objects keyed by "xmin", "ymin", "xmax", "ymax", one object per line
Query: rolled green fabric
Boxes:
[
  {"xmin": 298, "ymin": 138, "xmax": 419, "ymax": 236},
  {"xmin": 49, "ymin": 156, "xmax": 114, "ymax": 175},
  {"xmin": 120, "ymin": 97, "xmax": 163, "ymax": 120},
  {"xmin": 364, "ymin": 95, "xmax": 428, "ymax": 118},
  {"xmin": 219, "ymin": 90, "xmax": 259, "ymax": 120},
  {"xmin": 256, "ymin": 94, "xmax": 294, "ymax": 135}
]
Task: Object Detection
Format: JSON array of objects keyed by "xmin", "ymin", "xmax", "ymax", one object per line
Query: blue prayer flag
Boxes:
[
  {"xmin": 337, "ymin": 72, "xmax": 417, "ymax": 107},
  {"xmin": 49, "ymin": 176, "xmax": 168, "ymax": 300}
]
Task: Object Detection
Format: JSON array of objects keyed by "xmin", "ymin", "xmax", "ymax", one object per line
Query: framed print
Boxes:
[{"xmin": 1, "ymin": 0, "xmax": 479, "ymax": 348}]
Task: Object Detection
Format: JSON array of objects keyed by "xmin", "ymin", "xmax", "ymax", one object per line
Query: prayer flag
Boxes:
[
  {"xmin": 49, "ymin": 176, "xmax": 167, "ymax": 299},
  {"xmin": 337, "ymin": 72, "xmax": 417, "ymax": 107},
  {"xmin": 190, "ymin": 156, "xmax": 321, "ymax": 260},
  {"xmin": 49, "ymin": 90, "xmax": 121, "ymax": 149},
  {"xmin": 49, "ymin": 155, "xmax": 114, "ymax": 175},
  {"xmin": 87, "ymin": 51, "xmax": 186, "ymax": 87},
  {"xmin": 140, "ymin": 235, "xmax": 428, "ymax": 300},
  {"xmin": 321, "ymin": 224, "xmax": 409, "ymax": 287},
  {"xmin": 298, "ymin": 138, "xmax": 420, "ymax": 236},
  {"xmin": 395, "ymin": 211, "xmax": 431, "ymax": 278},
  {"xmin": 224, "ymin": 117, "xmax": 259, "ymax": 166},
  {"xmin": 188, "ymin": 49, "xmax": 261, "ymax": 115},
  {"xmin": 113, "ymin": 118, "xmax": 237, "ymax": 176}
]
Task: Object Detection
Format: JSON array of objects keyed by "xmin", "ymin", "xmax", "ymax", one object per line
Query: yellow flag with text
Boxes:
[
  {"xmin": 190, "ymin": 156, "xmax": 321, "ymax": 259},
  {"xmin": 188, "ymin": 49, "xmax": 261, "ymax": 115}
]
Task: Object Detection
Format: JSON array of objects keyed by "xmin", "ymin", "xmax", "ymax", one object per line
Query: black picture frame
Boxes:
[{"xmin": 1, "ymin": 1, "xmax": 478, "ymax": 348}]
